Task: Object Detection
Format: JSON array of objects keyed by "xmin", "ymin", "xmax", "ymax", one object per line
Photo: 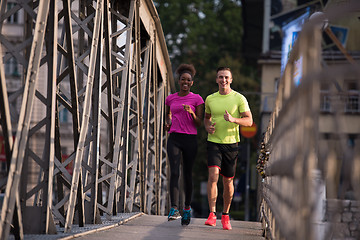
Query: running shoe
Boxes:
[
  {"xmin": 221, "ymin": 214, "xmax": 232, "ymax": 230},
  {"xmin": 205, "ymin": 212, "xmax": 217, "ymax": 226},
  {"xmin": 168, "ymin": 208, "xmax": 181, "ymax": 221},
  {"xmin": 181, "ymin": 208, "xmax": 191, "ymax": 225}
]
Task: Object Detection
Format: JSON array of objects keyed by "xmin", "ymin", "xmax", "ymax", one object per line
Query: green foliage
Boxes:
[{"xmin": 154, "ymin": 0, "xmax": 244, "ymax": 76}]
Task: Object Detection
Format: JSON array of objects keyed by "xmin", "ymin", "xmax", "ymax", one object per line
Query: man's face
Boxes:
[{"xmin": 216, "ymin": 70, "xmax": 232, "ymax": 90}]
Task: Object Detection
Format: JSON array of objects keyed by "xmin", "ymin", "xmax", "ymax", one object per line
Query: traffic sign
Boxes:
[{"xmin": 240, "ymin": 123, "xmax": 257, "ymax": 138}]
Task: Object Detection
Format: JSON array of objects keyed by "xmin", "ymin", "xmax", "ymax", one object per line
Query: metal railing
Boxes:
[{"xmin": 258, "ymin": 1, "xmax": 360, "ymax": 239}]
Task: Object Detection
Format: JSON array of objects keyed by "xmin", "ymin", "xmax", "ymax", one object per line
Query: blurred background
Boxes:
[{"xmin": 153, "ymin": 0, "xmax": 360, "ymax": 223}]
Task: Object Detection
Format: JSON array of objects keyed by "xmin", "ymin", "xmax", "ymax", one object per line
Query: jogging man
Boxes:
[{"xmin": 204, "ymin": 67, "xmax": 253, "ymax": 230}]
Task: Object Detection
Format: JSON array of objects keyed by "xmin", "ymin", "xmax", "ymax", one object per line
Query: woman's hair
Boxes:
[{"xmin": 176, "ymin": 63, "xmax": 196, "ymax": 79}]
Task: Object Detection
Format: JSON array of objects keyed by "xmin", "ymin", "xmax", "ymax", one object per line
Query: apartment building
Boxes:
[
  {"xmin": 258, "ymin": 0, "xmax": 360, "ymax": 201},
  {"xmin": 0, "ymin": 1, "xmax": 80, "ymax": 183}
]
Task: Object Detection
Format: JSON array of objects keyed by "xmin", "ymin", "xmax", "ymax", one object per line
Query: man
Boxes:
[{"xmin": 203, "ymin": 67, "xmax": 253, "ymax": 230}]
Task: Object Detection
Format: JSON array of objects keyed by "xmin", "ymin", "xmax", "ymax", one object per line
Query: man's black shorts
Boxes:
[{"xmin": 207, "ymin": 141, "xmax": 239, "ymax": 178}]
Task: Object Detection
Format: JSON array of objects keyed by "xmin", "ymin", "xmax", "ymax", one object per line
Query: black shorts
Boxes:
[{"xmin": 207, "ymin": 141, "xmax": 239, "ymax": 178}]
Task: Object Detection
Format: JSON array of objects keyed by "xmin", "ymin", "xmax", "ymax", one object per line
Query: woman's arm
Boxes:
[
  {"xmin": 183, "ymin": 103, "xmax": 204, "ymax": 127},
  {"xmin": 165, "ymin": 105, "xmax": 172, "ymax": 131}
]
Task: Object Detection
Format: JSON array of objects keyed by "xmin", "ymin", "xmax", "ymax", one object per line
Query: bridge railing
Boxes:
[
  {"xmin": 258, "ymin": 1, "xmax": 360, "ymax": 239},
  {"xmin": 0, "ymin": 0, "xmax": 174, "ymax": 238}
]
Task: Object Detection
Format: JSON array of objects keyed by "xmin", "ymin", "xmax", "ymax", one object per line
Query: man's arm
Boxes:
[
  {"xmin": 204, "ymin": 112, "xmax": 216, "ymax": 134},
  {"xmin": 224, "ymin": 110, "xmax": 253, "ymax": 127}
]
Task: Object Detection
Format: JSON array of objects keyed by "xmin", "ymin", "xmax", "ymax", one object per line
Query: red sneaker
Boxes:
[
  {"xmin": 221, "ymin": 214, "xmax": 232, "ymax": 230},
  {"xmin": 205, "ymin": 212, "xmax": 217, "ymax": 226}
]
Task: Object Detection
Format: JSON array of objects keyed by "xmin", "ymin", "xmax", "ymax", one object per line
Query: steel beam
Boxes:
[
  {"xmin": 0, "ymin": 0, "xmax": 173, "ymax": 237},
  {"xmin": 0, "ymin": 0, "xmax": 51, "ymax": 238}
]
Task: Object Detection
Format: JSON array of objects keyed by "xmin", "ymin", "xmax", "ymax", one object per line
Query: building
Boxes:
[
  {"xmin": 252, "ymin": 0, "xmax": 360, "ymax": 238},
  {"xmin": 257, "ymin": 0, "xmax": 360, "ymax": 142}
]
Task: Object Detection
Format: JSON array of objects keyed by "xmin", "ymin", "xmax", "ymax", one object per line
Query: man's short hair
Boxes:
[{"xmin": 216, "ymin": 67, "xmax": 231, "ymax": 73}]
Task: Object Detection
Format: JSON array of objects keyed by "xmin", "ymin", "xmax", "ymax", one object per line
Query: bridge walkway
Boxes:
[
  {"xmin": 63, "ymin": 214, "xmax": 265, "ymax": 240},
  {"xmin": 15, "ymin": 213, "xmax": 265, "ymax": 240}
]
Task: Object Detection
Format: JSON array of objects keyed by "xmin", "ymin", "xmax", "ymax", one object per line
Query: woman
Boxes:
[{"xmin": 165, "ymin": 63, "xmax": 204, "ymax": 226}]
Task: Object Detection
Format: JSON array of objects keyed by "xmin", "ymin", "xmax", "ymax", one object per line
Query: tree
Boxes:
[{"xmin": 154, "ymin": 0, "xmax": 244, "ymax": 76}]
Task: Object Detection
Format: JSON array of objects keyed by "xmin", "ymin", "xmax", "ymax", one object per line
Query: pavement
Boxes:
[
  {"xmin": 10, "ymin": 212, "xmax": 265, "ymax": 240},
  {"xmin": 64, "ymin": 213, "xmax": 265, "ymax": 240}
]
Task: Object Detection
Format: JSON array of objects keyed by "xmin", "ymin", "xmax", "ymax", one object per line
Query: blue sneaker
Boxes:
[
  {"xmin": 168, "ymin": 208, "xmax": 181, "ymax": 221},
  {"xmin": 181, "ymin": 208, "xmax": 191, "ymax": 225}
]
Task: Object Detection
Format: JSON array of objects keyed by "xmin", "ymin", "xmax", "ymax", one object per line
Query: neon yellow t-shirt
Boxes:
[{"xmin": 205, "ymin": 90, "xmax": 250, "ymax": 144}]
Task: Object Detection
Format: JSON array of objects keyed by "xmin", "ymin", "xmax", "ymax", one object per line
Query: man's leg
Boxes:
[
  {"xmin": 205, "ymin": 167, "xmax": 219, "ymax": 226},
  {"xmin": 221, "ymin": 177, "xmax": 234, "ymax": 230},
  {"xmin": 222, "ymin": 177, "xmax": 234, "ymax": 213},
  {"xmin": 207, "ymin": 167, "xmax": 219, "ymax": 212},
  {"xmin": 205, "ymin": 141, "xmax": 221, "ymax": 226}
]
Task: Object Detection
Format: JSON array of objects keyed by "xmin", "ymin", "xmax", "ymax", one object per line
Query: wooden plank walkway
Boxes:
[{"xmin": 62, "ymin": 213, "xmax": 265, "ymax": 240}]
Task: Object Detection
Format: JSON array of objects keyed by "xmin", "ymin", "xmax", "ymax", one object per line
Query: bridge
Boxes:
[
  {"xmin": 0, "ymin": 0, "xmax": 174, "ymax": 239},
  {"xmin": 0, "ymin": 0, "xmax": 359, "ymax": 240},
  {"xmin": 257, "ymin": 2, "xmax": 360, "ymax": 239}
]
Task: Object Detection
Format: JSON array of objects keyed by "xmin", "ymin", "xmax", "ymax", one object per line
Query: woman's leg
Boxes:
[
  {"xmin": 166, "ymin": 135, "xmax": 181, "ymax": 208},
  {"xmin": 181, "ymin": 135, "xmax": 197, "ymax": 208}
]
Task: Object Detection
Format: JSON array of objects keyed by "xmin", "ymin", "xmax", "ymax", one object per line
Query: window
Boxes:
[
  {"xmin": 7, "ymin": 2, "xmax": 19, "ymax": 24},
  {"xmin": 347, "ymin": 135, "xmax": 355, "ymax": 149},
  {"xmin": 320, "ymin": 82, "xmax": 331, "ymax": 112},
  {"xmin": 4, "ymin": 57, "xmax": 20, "ymax": 77},
  {"xmin": 344, "ymin": 80, "xmax": 359, "ymax": 113},
  {"xmin": 59, "ymin": 109, "xmax": 68, "ymax": 123},
  {"xmin": 320, "ymin": 93, "xmax": 331, "ymax": 112},
  {"xmin": 345, "ymin": 80, "xmax": 358, "ymax": 91},
  {"xmin": 59, "ymin": 94, "xmax": 69, "ymax": 123},
  {"xmin": 345, "ymin": 92, "xmax": 359, "ymax": 113}
]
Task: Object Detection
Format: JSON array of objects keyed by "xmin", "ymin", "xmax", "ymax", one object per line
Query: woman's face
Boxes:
[{"xmin": 179, "ymin": 72, "xmax": 193, "ymax": 92}]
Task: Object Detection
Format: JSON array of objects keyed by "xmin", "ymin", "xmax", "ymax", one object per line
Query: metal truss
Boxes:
[{"xmin": 0, "ymin": 0, "xmax": 174, "ymax": 238}]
